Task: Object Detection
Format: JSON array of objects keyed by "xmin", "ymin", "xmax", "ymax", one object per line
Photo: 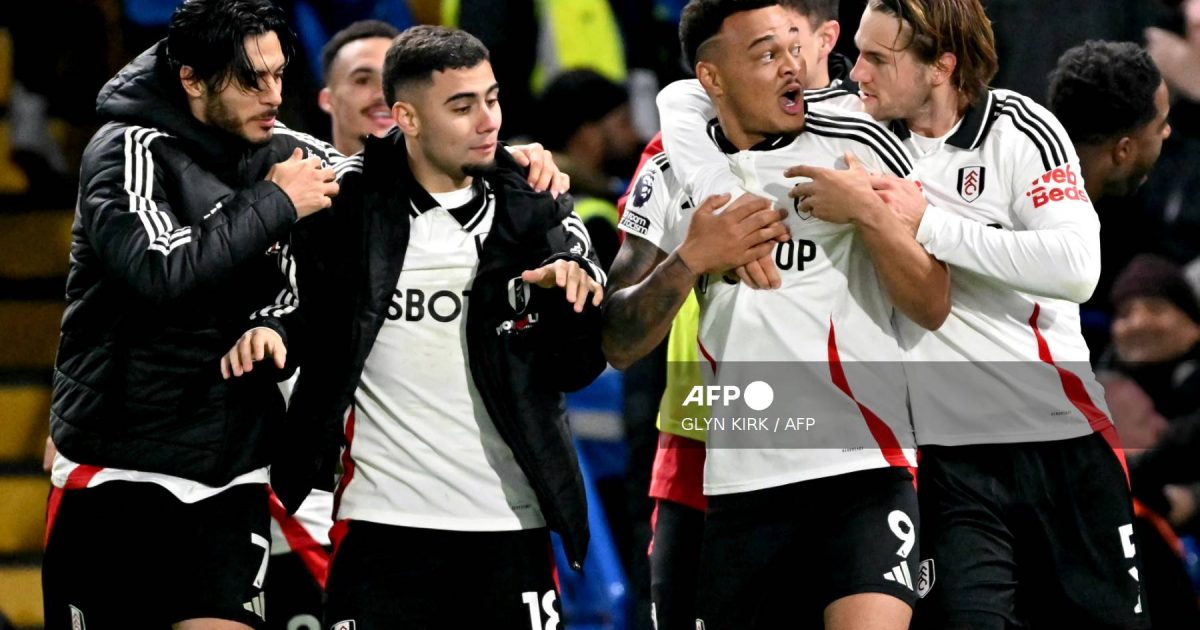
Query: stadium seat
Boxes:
[
  {"xmin": 0, "ymin": 566, "xmax": 42, "ymax": 628},
  {"xmin": 0, "ymin": 210, "xmax": 74, "ymax": 280},
  {"xmin": 0, "ymin": 301, "xmax": 63, "ymax": 369},
  {"xmin": 0, "ymin": 476, "xmax": 49, "ymax": 556},
  {"xmin": 0, "ymin": 385, "xmax": 50, "ymax": 463}
]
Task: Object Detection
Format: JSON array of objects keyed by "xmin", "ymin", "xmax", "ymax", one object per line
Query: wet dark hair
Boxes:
[
  {"xmin": 166, "ymin": 0, "xmax": 297, "ymax": 93},
  {"xmin": 867, "ymin": 0, "xmax": 998, "ymax": 106},
  {"xmin": 1048, "ymin": 40, "xmax": 1162, "ymax": 146},
  {"xmin": 679, "ymin": 0, "xmax": 778, "ymax": 70},
  {"xmin": 382, "ymin": 25, "xmax": 489, "ymax": 104},
  {"xmin": 320, "ymin": 19, "xmax": 400, "ymax": 84}
]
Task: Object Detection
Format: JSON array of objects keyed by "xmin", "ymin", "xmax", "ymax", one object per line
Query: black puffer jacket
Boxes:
[
  {"xmin": 270, "ymin": 129, "xmax": 608, "ymax": 568},
  {"xmin": 50, "ymin": 41, "xmax": 338, "ymax": 485}
]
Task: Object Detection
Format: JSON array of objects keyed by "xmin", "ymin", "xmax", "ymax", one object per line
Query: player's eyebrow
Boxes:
[{"xmin": 748, "ymin": 33, "xmax": 777, "ymax": 50}]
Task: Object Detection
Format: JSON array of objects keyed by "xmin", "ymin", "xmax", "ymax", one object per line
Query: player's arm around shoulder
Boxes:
[
  {"xmin": 789, "ymin": 108, "xmax": 950, "ymax": 329},
  {"xmin": 912, "ymin": 90, "xmax": 1100, "ymax": 303}
]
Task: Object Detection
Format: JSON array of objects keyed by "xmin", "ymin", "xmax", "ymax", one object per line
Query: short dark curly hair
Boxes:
[
  {"xmin": 679, "ymin": 0, "xmax": 779, "ymax": 71},
  {"xmin": 1048, "ymin": 40, "xmax": 1162, "ymax": 146},
  {"xmin": 383, "ymin": 25, "xmax": 489, "ymax": 104},
  {"xmin": 320, "ymin": 20, "xmax": 399, "ymax": 84}
]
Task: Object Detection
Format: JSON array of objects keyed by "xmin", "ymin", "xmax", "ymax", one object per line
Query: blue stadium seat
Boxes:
[
  {"xmin": 557, "ymin": 368, "xmax": 629, "ymax": 629},
  {"xmin": 551, "ymin": 443, "xmax": 629, "ymax": 630}
]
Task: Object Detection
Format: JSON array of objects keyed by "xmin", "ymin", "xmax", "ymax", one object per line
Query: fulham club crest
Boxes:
[
  {"xmin": 916, "ymin": 559, "xmax": 936, "ymax": 598},
  {"xmin": 957, "ymin": 165, "xmax": 985, "ymax": 203},
  {"xmin": 792, "ymin": 194, "xmax": 812, "ymax": 221}
]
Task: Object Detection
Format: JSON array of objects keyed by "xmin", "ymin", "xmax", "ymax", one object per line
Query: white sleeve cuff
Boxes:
[{"xmin": 915, "ymin": 203, "xmax": 949, "ymax": 250}]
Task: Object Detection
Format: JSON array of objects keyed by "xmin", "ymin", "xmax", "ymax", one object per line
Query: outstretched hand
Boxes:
[
  {"xmin": 521, "ymin": 259, "xmax": 604, "ymax": 313},
  {"xmin": 221, "ymin": 327, "xmax": 287, "ymax": 379}
]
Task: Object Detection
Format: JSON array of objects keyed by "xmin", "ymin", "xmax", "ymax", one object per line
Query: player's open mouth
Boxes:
[
  {"xmin": 368, "ymin": 107, "xmax": 391, "ymax": 122},
  {"xmin": 779, "ymin": 87, "xmax": 803, "ymax": 115}
]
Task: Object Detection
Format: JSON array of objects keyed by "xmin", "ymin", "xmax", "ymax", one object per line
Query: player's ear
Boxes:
[
  {"xmin": 318, "ymin": 87, "xmax": 333, "ymax": 114},
  {"xmin": 931, "ymin": 52, "xmax": 957, "ymax": 88},
  {"xmin": 816, "ymin": 19, "xmax": 840, "ymax": 60},
  {"xmin": 697, "ymin": 61, "xmax": 723, "ymax": 97},
  {"xmin": 393, "ymin": 101, "xmax": 418, "ymax": 136},
  {"xmin": 179, "ymin": 66, "xmax": 204, "ymax": 99},
  {"xmin": 1112, "ymin": 135, "xmax": 1134, "ymax": 166}
]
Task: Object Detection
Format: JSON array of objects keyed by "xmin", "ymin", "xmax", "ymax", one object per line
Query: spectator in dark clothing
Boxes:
[
  {"xmin": 1103, "ymin": 255, "xmax": 1200, "ymax": 623},
  {"xmin": 1132, "ymin": 0, "xmax": 1200, "ymax": 271},
  {"xmin": 537, "ymin": 69, "xmax": 643, "ymax": 270},
  {"xmin": 1102, "ymin": 254, "xmax": 1200, "ymax": 420}
]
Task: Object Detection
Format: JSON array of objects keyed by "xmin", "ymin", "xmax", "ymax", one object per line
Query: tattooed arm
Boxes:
[
  {"xmin": 602, "ymin": 192, "xmax": 785, "ymax": 370},
  {"xmin": 601, "ymin": 234, "xmax": 689, "ymax": 370}
]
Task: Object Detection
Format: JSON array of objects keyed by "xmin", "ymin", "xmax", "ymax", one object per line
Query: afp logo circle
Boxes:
[{"xmin": 683, "ymin": 381, "xmax": 775, "ymax": 411}]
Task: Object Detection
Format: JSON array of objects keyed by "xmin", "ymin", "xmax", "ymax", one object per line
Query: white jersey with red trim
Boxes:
[
  {"xmin": 50, "ymin": 452, "xmax": 267, "ymax": 502},
  {"xmin": 269, "ymin": 489, "xmax": 332, "ymax": 555},
  {"xmin": 660, "ymin": 104, "xmax": 919, "ymax": 496},
  {"xmin": 334, "ymin": 181, "xmax": 545, "ymax": 531},
  {"xmin": 891, "ymin": 88, "xmax": 1109, "ymax": 446}
]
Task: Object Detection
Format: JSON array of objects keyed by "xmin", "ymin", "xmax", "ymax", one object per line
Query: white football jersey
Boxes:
[
  {"xmin": 660, "ymin": 103, "xmax": 919, "ymax": 496},
  {"xmin": 891, "ymin": 89, "xmax": 1109, "ymax": 446},
  {"xmin": 657, "ymin": 79, "xmax": 1113, "ymax": 449},
  {"xmin": 336, "ymin": 180, "xmax": 545, "ymax": 531}
]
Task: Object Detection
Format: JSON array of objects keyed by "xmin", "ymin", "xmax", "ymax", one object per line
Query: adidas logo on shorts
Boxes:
[
  {"xmin": 242, "ymin": 593, "xmax": 265, "ymax": 620},
  {"xmin": 332, "ymin": 621, "xmax": 356, "ymax": 630},
  {"xmin": 882, "ymin": 562, "xmax": 914, "ymax": 590}
]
